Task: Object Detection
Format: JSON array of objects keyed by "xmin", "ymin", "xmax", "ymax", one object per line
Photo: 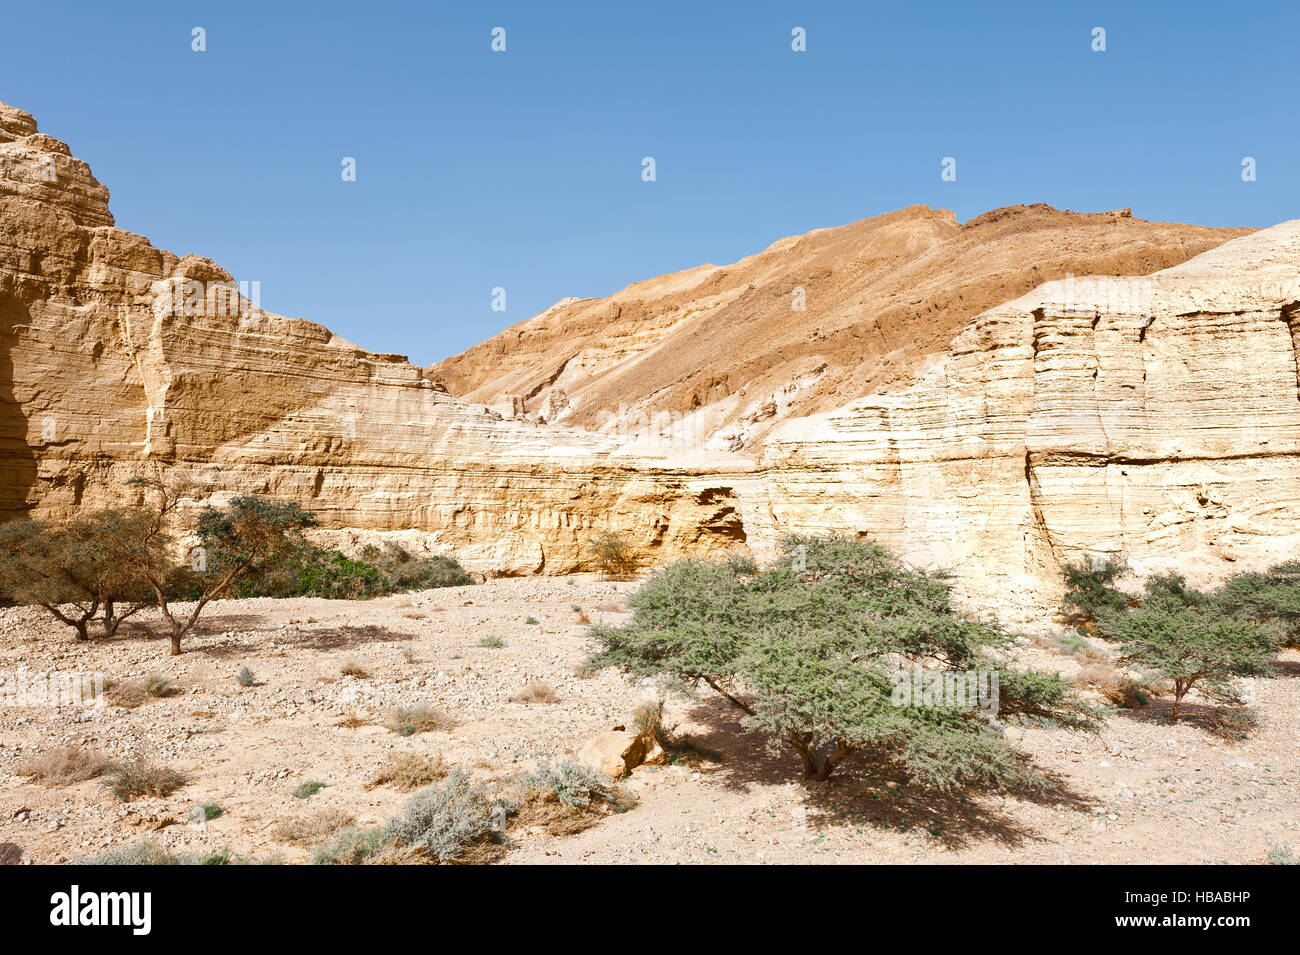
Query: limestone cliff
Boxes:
[{"xmin": 2, "ymin": 100, "xmax": 1295, "ymax": 620}]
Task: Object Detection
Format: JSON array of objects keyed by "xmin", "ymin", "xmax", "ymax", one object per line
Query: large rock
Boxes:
[{"xmin": 577, "ymin": 729, "xmax": 647, "ymax": 779}]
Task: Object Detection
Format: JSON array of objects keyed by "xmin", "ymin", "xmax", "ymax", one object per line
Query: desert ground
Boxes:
[{"xmin": 1, "ymin": 576, "xmax": 1296, "ymax": 865}]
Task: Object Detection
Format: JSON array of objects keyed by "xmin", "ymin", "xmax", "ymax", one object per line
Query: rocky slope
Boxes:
[
  {"xmin": 427, "ymin": 203, "xmax": 1251, "ymax": 451},
  {"xmin": 1, "ymin": 99, "xmax": 1294, "ymax": 617}
]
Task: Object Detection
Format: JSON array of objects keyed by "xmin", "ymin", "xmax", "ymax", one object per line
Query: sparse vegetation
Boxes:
[
  {"xmin": 385, "ymin": 703, "xmax": 454, "ymax": 737},
  {"xmin": 521, "ymin": 759, "xmax": 629, "ymax": 811},
  {"xmin": 236, "ymin": 665, "xmax": 256, "ymax": 687},
  {"xmin": 192, "ymin": 802, "xmax": 223, "ymax": 822},
  {"xmin": 588, "ymin": 534, "xmax": 1100, "ymax": 784},
  {"xmin": 478, "ymin": 635, "xmax": 505, "ymax": 649},
  {"xmin": 18, "ymin": 744, "xmax": 109, "ymax": 785},
  {"xmin": 107, "ymin": 673, "xmax": 177, "ymax": 708},
  {"xmin": 103, "ymin": 757, "xmax": 187, "ymax": 801},
  {"xmin": 525, "ymin": 616, "xmax": 540, "ymax": 625},
  {"xmin": 339, "ymin": 660, "xmax": 369, "ymax": 679},
  {"xmin": 589, "ymin": 530, "xmax": 640, "ymax": 579},
  {"xmin": 509, "ymin": 681, "xmax": 559, "ymax": 704},
  {"xmin": 275, "ymin": 808, "xmax": 357, "ymax": 844},
  {"xmin": 315, "ymin": 770, "xmax": 507, "ymax": 865},
  {"xmin": 293, "ymin": 781, "xmax": 328, "ymax": 800},
  {"xmin": 367, "ymin": 753, "xmax": 450, "ymax": 792}
]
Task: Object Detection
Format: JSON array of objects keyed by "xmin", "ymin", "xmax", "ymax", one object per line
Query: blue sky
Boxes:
[{"xmin": 3, "ymin": 1, "xmax": 1296, "ymax": 364}]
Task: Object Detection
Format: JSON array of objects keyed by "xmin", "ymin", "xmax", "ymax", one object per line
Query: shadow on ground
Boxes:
[{"xmin": 674, "ymin": 698, "xmax": 1095, "ymax": 850}]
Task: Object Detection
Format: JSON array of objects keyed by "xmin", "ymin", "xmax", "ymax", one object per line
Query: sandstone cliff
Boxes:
[{"xmin": 2, "ymin": 99, "xmax": 1294, "ymax": 620}]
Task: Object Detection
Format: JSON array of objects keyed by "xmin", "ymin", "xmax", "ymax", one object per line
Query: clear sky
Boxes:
[{"xmin": 3, "ymin": 1, "xmax": 1296, "ymax": 365}]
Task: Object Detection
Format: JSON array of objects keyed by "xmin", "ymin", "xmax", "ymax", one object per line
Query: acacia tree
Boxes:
[
  {"xmin": 586, "ymin": 535, "xmax": 1099, "ymax": 785},
  {"xmin": 106, "ymin": 478, "xmax": 317, "ymax": 655},
  {"xmin": 0, "ymin": 513, "xmax": 152, "ymax": 639},
  {"xmin": 1101, "ymin": 591, "xmax": 1279, "ymax": 723}
]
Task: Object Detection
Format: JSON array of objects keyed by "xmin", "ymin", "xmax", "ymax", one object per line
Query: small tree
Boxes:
[
  {"xmin": 588, "ymin": 530, "xmax": 640, "ymax": 579},
  {"xmin": 587, "ymin": 535, "xmax": 1098, "ymax": 785},
  {"xmin": 105, "ymin": 479, "xmax": 317, "ymax": 655},
  {"xmin": 0, "ymin": 513, "xmax": 152, "ymax": 639},
  {"xmin": 1102, "ymin": 594, "xmax": 1279, "ymax": 723}
]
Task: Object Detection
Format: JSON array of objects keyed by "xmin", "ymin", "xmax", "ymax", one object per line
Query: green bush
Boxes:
[
  {"xmin": 217, "ymin": 541, "xmax": 472, "ymax": 600},
  {"xmin": 587, "ymin": 534, "xmax": 1099, "ymax": 784}
]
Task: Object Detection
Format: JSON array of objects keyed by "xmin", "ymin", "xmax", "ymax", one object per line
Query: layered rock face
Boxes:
[
  {"xmin": 0, "ymin": 102, "xmax": 751, "ymax": 574},
  {"xmin": 757, "ymin": 226, "xmax": 1300, "ymax": 617},
  {"xmin": 2, "ymin": 99, "xmax": 1295, "ymax": 619},
  {"xmin": 428, "ymin": 203, "xmax": 1250, "ymax": 451}
]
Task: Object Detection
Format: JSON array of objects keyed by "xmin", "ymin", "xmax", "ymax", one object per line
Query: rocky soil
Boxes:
[{"xmin": 0, "ymin": 576, "xmax": 1296, "ymax": 865}]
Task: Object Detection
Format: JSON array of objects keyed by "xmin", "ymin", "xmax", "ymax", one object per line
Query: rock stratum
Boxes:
[{"xmin": 2, "ymin": 100, "xmax": 1295, "ymax": 619}]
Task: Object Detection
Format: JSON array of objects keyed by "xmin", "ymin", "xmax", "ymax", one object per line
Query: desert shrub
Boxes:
[
  {"xmin": 384, "ymin": 770, "xmax": 506, "ymax": 864},
  {"xmin": 191, "ymin": 802, "xmax": 223, "ymax": 822},
  {"xmin": 339, "ymin": 661, "xmax": 369, "ymax": 679},
  {"xmin": 311, "ymin": 826, "xmax": 391, "ymax": 865},
  {"xmin": 236, "ymin": 665, "xmax": 256, "ymax": 687},
  {"xmin": 589, "ymin": 531, "xmax": 640, "ymax": 579},
  {"xmin": 275, "ymin": 808, "xmax": 357, "ymax": 843},
  {"xmin": 521, "ymin": 760, "xmax": 629, "ymax": 811},
  {"xmin": 1060, "ymin": 556, "xmax": 1130, "ymax": 627},
  {"xmin": 84, "ymin": 840, "xmax": 180, "ymax": 865},
  {"xmin": 385, "ymin": 703, "xmax": 454, "ymax": 736},
  {"xmin": 103, "ymin": 758, "xmax": 187, "ymax": 801},
  {"xmin": 1268, "ymin": 843, "xmax": 1298, "ymax": 865},
  {"xmin": 508, "ymin": 681, "xmax": 558, "ymax": 704},
  {"xmin": 587, "ymin": 534, "xmax": 1099, "ymax": 784},
  {"xmin": 1100, "ymin": 593, "xmax": 1280, "ymax": 723},
  {"xmin": 84, "ymin": 840, "xmax": 234, "ymax": 865},
  {"xmin": 107, "ymin": 674, "xmax": 176, "ymax": 708},
  {"xmin": 630, "ymin": 699, "xmax": 722, "ymax": 765},
  {"xmin": 358, "ymin": 542, "xmax": 474, "ymax": 591},
  {"xmin": 1204, "ymin": 706, "xmax": 1260, "ymax": 741},
  {"xmin": 18, "ymin": 744, "xmax": 109, "ymax": 785},
  {"xmin": 293, "ymin": 781, "xmax": 328, "ymax": 800},
  {"xmin": 366, "ymin": 753, "xmax": 450, "ymax": 792},
  {"xmin": 478, "ymin": 635, "xmax": 505, "ymax": 649}
]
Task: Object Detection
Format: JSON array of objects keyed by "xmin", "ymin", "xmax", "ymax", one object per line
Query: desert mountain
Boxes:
[
  {"xmin": 2, "ymin": 99, "xmax": 1296, "ymax": 619},
  {"xmin": 427, "ymin": 204, "xmax": 1251, "ymax": 450}
]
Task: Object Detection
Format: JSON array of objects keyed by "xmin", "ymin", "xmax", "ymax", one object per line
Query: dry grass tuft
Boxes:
[
  {"xmin": 385, "ymin": 704, "xmax": 455, "ymax": 737},
  {"xmin": 18, "ymin": 744, "xmax": 109, "ymax": 786},
  {"xmin": 336, "ymin": 712, "xmax": 371, "ymax": 729},
  {"xmin": 508, "ymin": 681, "xmax": 559, "ymax": 704},
  {"xmin": 274, "ymin": 808, "xmax": 357, "ymax": 843},
  {"xmin": 1074, "ymin": 662, "xmax": 1157, "ymax": 709},
  {"xmin": 103, "ymin": 757, "xmax": 187, "ymax": 801},
  {"xmin": 366, "ymin": 753, "xmax": 450, "ymax": 792},
  {"xmin": 339, "ymin": 661, "xmax": 370, "ymax": 679}
]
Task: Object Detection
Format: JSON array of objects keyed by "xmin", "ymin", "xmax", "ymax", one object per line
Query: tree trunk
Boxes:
[{"xmin": 169, "ymin": 632, "xmax": 182, "ymax": 656}]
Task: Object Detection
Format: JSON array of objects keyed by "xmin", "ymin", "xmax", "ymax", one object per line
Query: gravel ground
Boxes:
[{"xmin": 0, "ymin": 575, "xmax": 1296, "ymax": 865}]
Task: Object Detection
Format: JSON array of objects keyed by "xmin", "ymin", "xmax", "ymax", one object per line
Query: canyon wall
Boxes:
[{"xmin": 3, "ymin": 100, "xmax": 1296, "ymax": 619}]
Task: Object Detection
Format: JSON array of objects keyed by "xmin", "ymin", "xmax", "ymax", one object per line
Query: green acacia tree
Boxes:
[
  {"xmin": 1101, "ymin": 592, "xmax": 1279, "ymax": 723},
  {"xmin": 586, "ymin": 535, "xmax": 1099, "ymax": 785}
]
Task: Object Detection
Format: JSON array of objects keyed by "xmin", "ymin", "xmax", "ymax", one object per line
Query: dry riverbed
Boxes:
[{"xmin": 0, "ymin": 575, "xmax": 1296, "ymax": 865}]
